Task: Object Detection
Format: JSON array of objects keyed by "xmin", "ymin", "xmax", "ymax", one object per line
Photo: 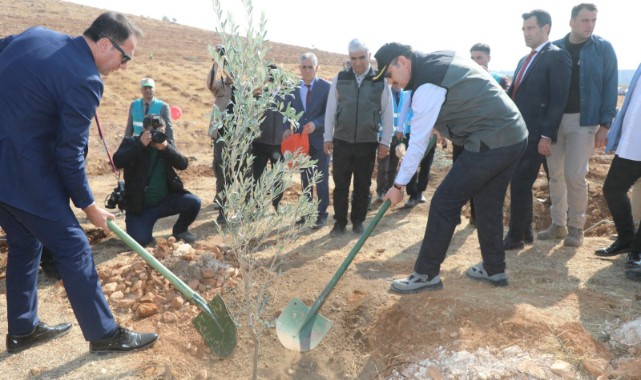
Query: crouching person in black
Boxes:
[{"xmin": 113, "ymin": 114, "xmax": 201, "ymax": 246}]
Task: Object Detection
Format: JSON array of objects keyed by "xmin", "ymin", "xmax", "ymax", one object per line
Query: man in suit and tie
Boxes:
[
  {"xmin": 0, "ymin": 12, "xmax": 157, "ymax": 354},
  {"xmin": 503, "ymin": 9, "xmax": 572, "ymax": 250},
  {"xmin": 284, "ymin": 52, "xmax": 332, "ymax": 229}
]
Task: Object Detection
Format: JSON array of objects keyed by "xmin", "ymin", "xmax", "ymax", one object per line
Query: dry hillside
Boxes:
[{"xmin": 1, "ymin": 1, "xmax": 641, "ymax": 380}]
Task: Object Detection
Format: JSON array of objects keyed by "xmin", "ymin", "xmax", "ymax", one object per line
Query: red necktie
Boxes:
[
  {"xmin": 512, "ymin": 50, "xmax": 536, "ymax": 98},
  {"xmin": 305, "ymin": 84, "xmax": 311, "ymax": 110}
]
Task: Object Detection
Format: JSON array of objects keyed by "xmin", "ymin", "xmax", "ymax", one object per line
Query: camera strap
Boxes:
[{"xmin": 94, "ymin": 112, "xmax": 120, "ymax": 180}]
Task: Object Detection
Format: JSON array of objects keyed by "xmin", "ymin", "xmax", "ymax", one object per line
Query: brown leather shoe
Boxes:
[{"xmin": 6, "ymin": 321, "xmax": 72, "ymax": 354}]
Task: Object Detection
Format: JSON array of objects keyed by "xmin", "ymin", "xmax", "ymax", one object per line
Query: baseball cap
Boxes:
[
  {"xmin": 372, "ymin": 42, "xmax": 412, "ymax": 82},
  {"xmin": 140, "ymin": 78, "xmax": 155, "ymax": 88}
]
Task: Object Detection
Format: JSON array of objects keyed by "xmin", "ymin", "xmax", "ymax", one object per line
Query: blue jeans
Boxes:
[
  {"xmin": 414, "ymin": 140, "xmax": 526, "ymax": 277},
  {"xmin": 125, "ymin": 192, "xmax": 201, "ymax": 246}
]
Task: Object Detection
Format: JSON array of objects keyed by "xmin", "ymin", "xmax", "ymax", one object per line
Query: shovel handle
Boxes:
[
  {"xmin": 301, "ymin": 200, "xmax": 391, "ymax": 329},
  {"xmin": 107, "ymin": 219, "xmax": 197, "ymax": 300}
]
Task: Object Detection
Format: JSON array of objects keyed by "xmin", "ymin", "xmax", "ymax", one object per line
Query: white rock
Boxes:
[
  {"xmin": 173, "ymin": 243, "xmax": 193, "ymax": 257},
  {"xmin": 550, "ymin": 360, "xmax": 575, "ymax": 380},
  {"xmin": 517, "ymin": 360, "xmax": 546, "ymax": 379},
  {"xmin": 611, "ymin": 318, "xmax": 641, "ymax": 346}
]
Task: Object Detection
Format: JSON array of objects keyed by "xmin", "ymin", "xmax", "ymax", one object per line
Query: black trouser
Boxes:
[
  {"xmin": 251, "ymin": 142, "xmax": 284, "ymax": 209},
  {"xmin": 332, "ymin": 140, "xmax": 378, "ymax": 226},
  {"xmin": 213, "ymin": 139, "xmax": 225, "ymax": 207},
  {"xmin": 507, "ymin": 139, "xmax": 543, "ymax": 240},
  {"xmin": 414, "ymin": 140, "xmax": 526, "ymax": 277},
  {"xmin": 453, "ymin": 143, "xmax": 476, "ymax": 221},
  {"xmin": 213, "ymin": 138, "xmax": 251, "ymax": 214},
  {"xmin": 603, "ymin": 155, "xmax": 641, "ymax": 252},
  {"xmin": 376, "ymin": 135, "xmax": 400, "ymax": 195}
]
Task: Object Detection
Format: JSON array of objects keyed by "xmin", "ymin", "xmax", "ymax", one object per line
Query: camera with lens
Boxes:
[
  {"xmin": 216, "ymin": 44, "xmax": 225, "ymax": 56},
  {"xmin": 144, "ymin": 114, "xmax": 167, "ymax": 144},
  {"xmin": 105, "ymin": 180, "xmax": 127, "ymax": 210}
]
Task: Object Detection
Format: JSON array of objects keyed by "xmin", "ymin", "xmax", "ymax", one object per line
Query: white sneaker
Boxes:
[{"xmin": 466, "ymin": 262, "xmax": 508, "ymax": 286}]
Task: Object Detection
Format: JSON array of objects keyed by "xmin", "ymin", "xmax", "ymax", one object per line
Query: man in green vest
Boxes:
[
  {"xmin": 124, "ymin": 77, "xmax": 174, "ymax": 142},
  {"xmin": 323, "ymin": 39, "xmax": 394, "ymax": 236}
]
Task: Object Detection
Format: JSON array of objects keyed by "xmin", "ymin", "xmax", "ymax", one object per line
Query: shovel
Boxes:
[
  {"xmin": 276, "ymin": 199, "xmax": 391, "ymax": 351},
  {"xmin": 107, "ymin": 220, "xmax": 237, "ymax": 357}
]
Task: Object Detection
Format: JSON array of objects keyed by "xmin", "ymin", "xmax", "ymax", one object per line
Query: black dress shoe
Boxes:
[
  {"xmin": 524, "ymin": 230, "xmax": 534, "ymax": 244},
  {"xmin": 312, "ymin": 216, "xmax": 327, "ymax": 229},
  {"xmin": 6, "ymin": 321, "xmax": 72, "ymax": 354},
  {"xmin": 90, "ymin": 326, "xmax": 158, "ymax": 353},
  {"xmin": 595, "ymin": 239, "xmax": 631, "ymax": 257},
  {"xmin": 353, "ymin": 222, "xmax": 364, "ymax": 234},
  {"xmin": 503, "ymin": 235, "xmax": 525, "ymax": 251},
  {"xmin": 330, "ymin": 223, "xmax": 346, "ymax": 237},
  {"xmin": 625, "ymin": 251, "xmax": 641, "ymax": 269}
]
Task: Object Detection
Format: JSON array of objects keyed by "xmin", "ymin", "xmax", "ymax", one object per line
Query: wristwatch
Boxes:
[{"xmin": 599, "ymin": 123, "xmax": 611, "ymax": 129}]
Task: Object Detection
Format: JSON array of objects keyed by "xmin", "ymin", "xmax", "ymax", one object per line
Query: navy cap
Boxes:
[{"xmin": 373, "ymin": 42, "xmax": 412, "ymax": 82}]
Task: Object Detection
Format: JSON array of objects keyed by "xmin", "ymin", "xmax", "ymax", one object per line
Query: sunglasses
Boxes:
[{"xmin": 104, "ymin": 36, "xmax": 131, "ymax": 64}]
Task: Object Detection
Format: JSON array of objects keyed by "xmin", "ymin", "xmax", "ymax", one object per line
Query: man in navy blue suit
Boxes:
[
  {"xmin": 0, "ymin": 12, "xmax": 157, "ymax": 354},
  {"xmin": 503, "ymin": 9, "xmax": 572, "ymax": 250},
  {"xmin": 284, "ymin": 52, "xmax": 332, "ymax": 229}
]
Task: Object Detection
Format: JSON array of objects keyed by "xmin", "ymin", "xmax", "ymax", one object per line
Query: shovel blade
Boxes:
[
  {"xmin": 275, "ymin": 298, "xmax": 333, "ymax": 352},
  {"xmin": 192, "ymin": 294, "xmax": 237, "ymax": 357}
]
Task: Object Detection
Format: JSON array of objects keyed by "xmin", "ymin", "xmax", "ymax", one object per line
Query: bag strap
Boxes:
[{"xmin": 95, "ymin": 112, "xmax": 120, "ymax": 179}]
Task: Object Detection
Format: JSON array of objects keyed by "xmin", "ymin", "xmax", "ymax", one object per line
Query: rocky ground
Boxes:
[{"xmin": 1, "ymin": 1, "xmax": 641, "ymax": 379}]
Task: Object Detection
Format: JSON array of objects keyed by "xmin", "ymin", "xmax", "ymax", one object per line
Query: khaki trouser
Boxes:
[
  {"xmin": 547, "ymin": 113, "xmax": 598, "ymax": 229},
  {"xmin": 633, "ymin": 179, "xmax": 641, "ymax": 227}
]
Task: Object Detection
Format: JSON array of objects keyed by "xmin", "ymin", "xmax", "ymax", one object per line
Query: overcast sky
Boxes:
[{"xmin": 67, "ymin": 0, "xmax": 639, "ymax": 71}]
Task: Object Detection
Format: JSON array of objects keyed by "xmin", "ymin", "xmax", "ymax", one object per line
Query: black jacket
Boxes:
[{"xmin": 113, "ymin": 136, "xmax": 189, "ymax": 214}]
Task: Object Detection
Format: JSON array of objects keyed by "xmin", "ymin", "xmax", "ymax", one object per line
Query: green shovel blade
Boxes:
[
  {"xmin": 106, "ymin": 220, "xmax": 237, "ymax": 357},
  {"xmin": 275, "ymin": 298, "xmax": 333, "ymax": 352},
  {"xmin": 276, "ymin": 198, "xmax": 395, "ymax": 352},
  {"xmin": 192, "ymin": 294, "xmax": 237, "ymax": 357}
]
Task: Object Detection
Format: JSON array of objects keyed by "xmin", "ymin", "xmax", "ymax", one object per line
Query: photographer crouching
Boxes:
[{"xmin": 113, "ymin": 114, "xmax": 201, "ymax": 246}]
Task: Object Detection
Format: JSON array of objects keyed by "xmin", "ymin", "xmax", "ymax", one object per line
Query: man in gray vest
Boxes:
[
  {"xmin": 375, "ymin": 43, "xmax": 528, "ymax": 293},
  {"xmin": 323, "ymin": 39, "xmax": 394, "ymax": 236}
]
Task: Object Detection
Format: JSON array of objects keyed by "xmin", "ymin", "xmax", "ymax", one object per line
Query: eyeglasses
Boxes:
[
  {"xmin": 300, "ymin": 65, "xmax": 315, "ymax": 70},
  {"xmin": 385, "ymin": 58, "xmax": 400, "ymax": 78},
  {"xmin": 104, "ymin": 36, "xmax": 131, "ymax": 64}
]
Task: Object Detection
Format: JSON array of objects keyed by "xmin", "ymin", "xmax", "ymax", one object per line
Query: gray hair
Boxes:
[
  {"xmin": 300, "ymin": 52, "xmax": 318, "ymax": 67},
  {"xmin": 348, "ymin": 39, "xmax": 368, "ymax": 54}
]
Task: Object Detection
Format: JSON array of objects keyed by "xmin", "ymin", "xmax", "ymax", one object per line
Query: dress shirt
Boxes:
[
  {"xmin": 394, "ymin": 83, "xmax": 447, "ymax": 185},
  {"xmin": 617, "ymin": 76, "xmax": 641, "ymax": 161}
]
